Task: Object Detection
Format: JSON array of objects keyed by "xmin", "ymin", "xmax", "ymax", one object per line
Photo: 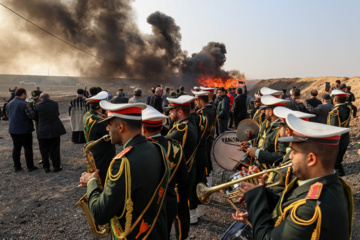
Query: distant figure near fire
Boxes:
[{"xmin": 69, "ymin": 89, "xmax": 88, "ymax": 144}]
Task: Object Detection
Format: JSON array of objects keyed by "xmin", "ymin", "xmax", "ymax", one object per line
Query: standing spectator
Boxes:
[
  {"xmin": 128, "ymin": 88, "xmax": 144, "ymax": 103},
  {"xmin": 217, "ymin": 87, "xmax": 230, "ymax": 134},
  {"xmin": 6, "ymin": 88, "xmax": 38, "ymax": 172},
  {"xmin": 149, "ymin": 87, "xmax": 163, "ymax": 113},
  {"xmin": 285, "ymin": 88, "xmax": 308, "ymax": 113},
  {"xmin": 233, "ymin": 87, "xmax": 248, "ymax": 129},
  {"xmin": 24, "ymin": 90, "xmax": 43, "ymax": 164},
  {"xmin": 346, "ymin": 86, "xmax": 357, "ymax": 117},
  {"xmin": 110, "ymin": 88, "xmax": 129, "ymax": 103},
  {"xmin": 306, "ymin": 89, "xmax": 322, "ymax": 108},
  {"xmin": 296, "ymin": 94, "xmax": 333, "ymax": 124},
  {"xmin": 8, "ymin": 86, "xmax": 17, "ymax": 102},
  {"xmin": 280, "ymin": 89, "xmax": 290, "ymax": 99},
  {"xmin": 107, "ymin": 90, "xmax": 112, "ymax": 100},
  {"xmin": 227, "ymin": 88, "xmax": 234, "ymax": 129},
  {"xmin": 177, "ymin": 86, "xmax": 186, "ymax": 97},
  {"xmin": 69, "ymin": 89, "xmax": 88, "ymax": 144},
  {"xmin": 162, "ymin": 87, "xmax": 170, "ymax": 108},
  {"xmin": 146, "ymin": 87, "xmax": 156, "ymax": 104},
  {"xmin": 35, "ymin": 93, "xmax": 66, "ymax": 173}
]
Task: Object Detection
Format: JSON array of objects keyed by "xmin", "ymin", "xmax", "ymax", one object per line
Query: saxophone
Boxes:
[{"xmin": 75, "ymin": 134, "xmax": 111, "ymax": 237}]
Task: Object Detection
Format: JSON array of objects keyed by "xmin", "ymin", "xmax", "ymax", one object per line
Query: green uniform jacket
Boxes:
[
  {"xmin": 166, "ymin": 117, "xmax": 198, "ymax": 173},
  {"xmin": 197, "ymin": 104, "xmax": 218, "ymax": 174},
  {"xmin": 244, "ymin": 173, "xmax": 352, "ymax": 240},
  {"xmin": 83, "ymin": 110, "xmax": 116, "ymax": 184},
  {"xmin": 151, "ymin": 135, "xmax": 189, "ymax": 235},
  {"xmin": 327, "ymin": 103, "xmax": 351, "ymax": 157},
  {"xmin": 257, "ymin": 119, "xmax": 287, "ymax": 167},
  {"xmin": 87, "ymin": 134, "xmax": 169, "ymax": 240},
  {"xmin": 267, "ymin": 147, "xmax": 295, "ymax": 196}
]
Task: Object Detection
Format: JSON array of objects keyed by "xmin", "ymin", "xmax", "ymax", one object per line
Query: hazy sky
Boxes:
[
  {"xmin": 133, "ymin": 0, "xmax": 360, "ymax": 79},
  {"xmin": 0, "ymin": 0, "xmax": 359, "ymax": 79}
]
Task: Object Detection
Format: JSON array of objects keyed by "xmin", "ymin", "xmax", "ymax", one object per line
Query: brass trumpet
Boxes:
[{"xmin": 197, "ymin": 163, "xmax": 292, "ymax": 204}]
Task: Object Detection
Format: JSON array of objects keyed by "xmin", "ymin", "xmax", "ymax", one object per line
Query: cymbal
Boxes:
[{"xmin": 236, "ymin": 119, "xmax": 260, "ymax": 141}]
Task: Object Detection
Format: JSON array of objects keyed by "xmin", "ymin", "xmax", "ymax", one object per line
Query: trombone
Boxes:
[{"xmin": 197, "ymin": 163, "xmax": 292, "ymax": 204}]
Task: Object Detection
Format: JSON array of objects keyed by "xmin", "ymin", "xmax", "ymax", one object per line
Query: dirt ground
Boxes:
[{"xmin": 0, "ymin": 86, "xmax": 359, "ymax": 239}]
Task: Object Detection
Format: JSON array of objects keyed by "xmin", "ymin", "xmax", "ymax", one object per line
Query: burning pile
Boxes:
[{"xmin": 1, "ymin": 0, "xmax": 244, "ymax": 87}]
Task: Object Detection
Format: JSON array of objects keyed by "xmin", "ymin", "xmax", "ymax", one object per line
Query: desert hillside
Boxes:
[{"xmin": 250, "ymin": 76, "xmax": 360, "ymax": 107}]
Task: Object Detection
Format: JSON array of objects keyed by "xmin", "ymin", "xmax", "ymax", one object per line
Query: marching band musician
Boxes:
[
  {"xmin": 83, "ymin": 91, "xmax": 116, "ymax": 184},
  {"xmin": 166, "ymin": 96, "xmax": 199, "ymax": 240},
  {"xmin": 266, "ymin": 107, "xmax": 315, "ymax": 195},
  {"xmin": 198, "ymin": 87, "xmax": 218, "ymax": 185},
  {"xmin": 240, "ymin": 95, "xmax": 289, "ymax": 169},
  {"xmin": 327, "ymin": 89, "xmax": 352, "ymax": 177},
  {"xmin": 233, "ymin": 114, "xmax": 353, "ymax": 240},
  {"xmin": 188, "ymin": 94, "xmax": 209, "ymax": 224},
  {"xmin": 251, "ymin": 94, "xmax": 265, "ymax": 125},
  {"xmin": 78, "ymin": 102, "xmax": 171, "ymax": 240},
  {"xmin": 141, "ymin": 105, "xmax": 189, "ymax": 239}
]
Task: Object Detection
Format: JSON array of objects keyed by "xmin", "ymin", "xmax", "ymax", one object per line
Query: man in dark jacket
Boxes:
[
  {"xmin": 285, "ymin": 88, "xmax": 308, "ymax": 113},
  {"xmin": 306, "ymin": 89, "xmax": 322, "ymax": 108},
  {"xmin": 35, "ymin": 93, "xmax": 66, "ymax": 173},
  {"xmin": 233, "ymin": 87, "xmax": 248, "ymax": 129},
  {"xmin": 6, "ymin": 88, "xmax": 38, "ymax": 172},
  {"xmin": 110, "ymin": 88, "xmax": 129, "ymax": 103},
  {"xmin": 149, "ymin": 87, "xmax": 163, "ymax": 113},
  {"xmin": 346, "ymin": 86, "xmax": 357, "ymax": 117},
  {"xmin": 216, "ymin": 87, "xmax": 230, "ymax": 134},
  {"xmin": 296, "ymin": 94, "xmax": 333, "ymax": 124}
]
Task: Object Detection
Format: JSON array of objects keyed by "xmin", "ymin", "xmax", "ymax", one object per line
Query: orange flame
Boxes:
[{"xmin": 197, "ymin": 75, "xmax": 246, "ymax": 89}]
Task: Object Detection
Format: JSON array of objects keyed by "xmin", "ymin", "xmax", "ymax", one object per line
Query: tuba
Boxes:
[{"xmin": 75, "ymin": 134, "xmax": 111, "ymax": 237}]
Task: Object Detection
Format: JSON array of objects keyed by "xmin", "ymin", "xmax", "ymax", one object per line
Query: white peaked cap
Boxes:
[
  {"xmin": 260, "ymin": 87, "xmax": 282, "ymax": 96},
  {"xmin": 261, "ymin": 95, "xmax": 289, "ymax": 107},
  {"xmin": 278, "ymin": 113, "xmax": 350, "ymax": 144},
  {"xmin": 200, "ymin": 86, "xmax": 216, "ymax": 91},
  {"xmin": 330, "ymin": 89, "xmax": 349, "ymax": 97},
  {"xmin": 86, "ymin": 91, "xmax": 108, "ymax": 102},
  {"xmin": 191, "ymin": 90, "xmax": 209, "ymax": 96},
  {"xmin": 98, "ymin": 101, "xmax": 147, "ymax": 122},
  {"xmin": 274, "ymin": 106, "xmax": 315, "ymax": 120},
  {"xmin": 142, "ymin": 105, "xmax": 168, "ymax": 122}
]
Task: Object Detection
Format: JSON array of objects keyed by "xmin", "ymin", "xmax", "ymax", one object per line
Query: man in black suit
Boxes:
[
  {"xmin": 35, "ymin": 93, "xmax": 66, "ymax": 173},
  {"xmin": 285, "ymin": 88, "xmax": 308, "ymax": 113},
  {"xmin": 305, "ymin": 89, "xmax": 322, "ymax": 108},
  {"xmin": 149, "ymin": 87, "xmax": 163, "ymax": 113},
  {"xmin": 110, "ymin": 88, "xmax": 129, "ymax": 103},
  {"xmin": 233, "ymin": 87, "xmax": 248, "ymax": 129},
  {"xmin": 296, "ymin": 93, "xmax": 333, "ymax": 124}
]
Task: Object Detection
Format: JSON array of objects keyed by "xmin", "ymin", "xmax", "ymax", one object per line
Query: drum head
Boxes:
[{"xmin": 212, "ymin": 131, "xmax": 246, "ymax": 171}]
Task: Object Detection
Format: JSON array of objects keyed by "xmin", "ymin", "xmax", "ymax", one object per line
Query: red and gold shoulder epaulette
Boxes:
[
  {"xmin": 305, "ymin": 182, "xmax": 323, "ymax": 200},
  {"xmin": 114, "ymin": 146, "xmax": 134, "ymax": 160},
  {"xmin": 147, "ymin": 137, "xmax": 158, "ymax": 143},
  {"xmin": 181, "ymin": 120, "xmax": 188, "ymax": 124},
  {"xmin": 261, "ymin": 110, "xmax": 265, "ymax": 113},
  {"xmin": 333, "ymin": 107, "xmax": 339, "ymax": 111},
  {"xmin": 167, "ymin": 138, "xmax": 181, "ymax": 145}
]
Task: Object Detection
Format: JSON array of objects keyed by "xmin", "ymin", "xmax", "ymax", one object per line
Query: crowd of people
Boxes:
[{"xmin": 2, "ymin": 79, "xmax": 358, "ymax": 239}]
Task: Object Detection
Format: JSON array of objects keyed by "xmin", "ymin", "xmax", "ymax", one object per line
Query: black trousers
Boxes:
[
  {"xmin": 38, "ymin": 137, "xmax": 61, "ymax": 169},
  {"xmin": 10, "ymin": 133, "xmax": 34, "ymax": 169},
  {"xmin": 228, "ymin": 111, "xmax": 234, "ymax": 128},
  {"xmin": 218, "ymin": 119, "xmax": 228, "ymax": 134},
  {"xmin": 72, "ymin": 131, "xmax": 86, "ymax": 144}
]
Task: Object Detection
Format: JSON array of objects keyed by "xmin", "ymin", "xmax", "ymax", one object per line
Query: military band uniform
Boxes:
[
  {"xmin": 87, "ymin": 134, "xmax": 170, "ymax": 240},
  {"xmin": 327, "ymin": 103, "xmax": 351, "ymax": 176},
  {"xmin": 255, "ymin": 119, "xmax": 287, "ymax": 168},
  {"xmin": 151, "ymin": 135, "xmax": 189, "ymax": 239},
  {"xmin": 244, "ymin": 173, "xmax": 353, "ymax": 240},
  {"xmin": 166, "ymin": 117, "xmax": 198, "ymax": 240},
  {"xmin": 83, "ymin": 109, "xmax": 116, "ymax": 184},
  {"xmin": 197, "ymin": 104, "xmax": 218, "ymax": 175},
  {"xmin": 189, "ymin": 112, "xmax": 208, "ymax": 210},
  {"xmin": 252, "ymin": 108, "xmax": 266, "ymax": 126}
]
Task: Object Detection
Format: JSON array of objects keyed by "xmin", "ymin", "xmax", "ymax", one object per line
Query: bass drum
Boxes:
[
  {"xmin": 212, "ymin": 131, "xmax": 247, "ymax": 171},
  {"xmin": 221, "ymin": 222, "xmax": 253, "ymax": 240}
]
